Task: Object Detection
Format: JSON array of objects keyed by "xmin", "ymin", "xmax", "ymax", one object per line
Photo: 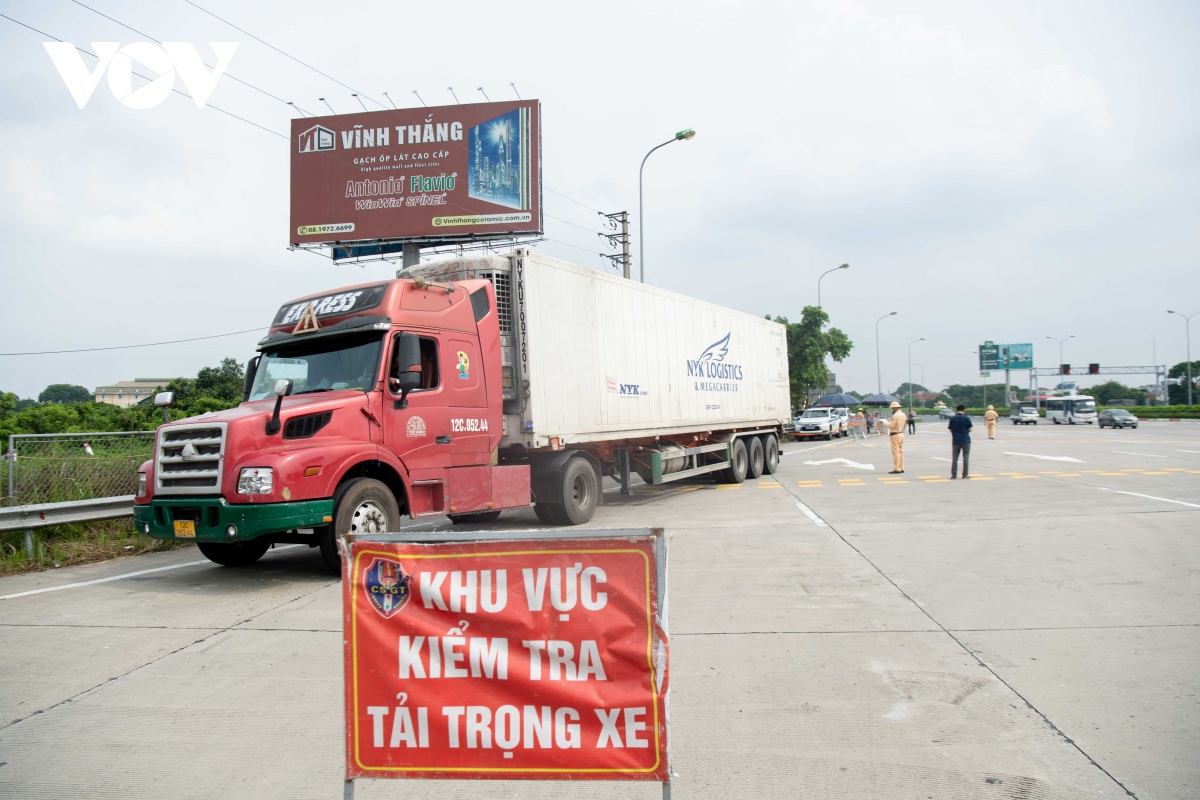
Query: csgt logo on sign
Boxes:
[{"xmin": 44, "ymin": 42, "xmax": 238, "ymax": 109}]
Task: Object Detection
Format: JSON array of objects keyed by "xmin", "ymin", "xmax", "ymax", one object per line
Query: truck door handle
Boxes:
[{"xmin": 435, "ymin": 435, "xmax": 451, "ymax": 444}]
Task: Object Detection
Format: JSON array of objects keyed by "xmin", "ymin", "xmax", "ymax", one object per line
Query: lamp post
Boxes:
[
  {"xmin": 1046, "ymin": 335, "xmax": 1075, "ymax": 395},
  {"xmin": 907, "ymin": 338, "xmax": 924, "ymax": 413},
  {"xmin": 915, "ymin": 363, "xmax": 930, "ymax": 394},
  {"xmin": 875, "ymin": 312, "xmax": 897, "ymax": 394},
  {"xmin": 1168, "ymin": 311, "xmax": 1197, "ymax": 406},
  {"xmin": 638, "ymin": 129, "xmax": 695, "ymax": 283},
  {"xmin": 817, "ymin": 263, "xmax": 849, "ymax": 308}
]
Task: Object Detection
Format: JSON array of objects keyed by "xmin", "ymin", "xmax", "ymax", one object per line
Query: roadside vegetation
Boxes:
[{"xmin": 0, "ymin": 358, "xmax": 246, "ymax": 575}]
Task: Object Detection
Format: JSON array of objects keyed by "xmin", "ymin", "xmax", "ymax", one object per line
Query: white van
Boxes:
[
  {"xmin": 1009, "ymin": 403, "xmax": 1039, "ymax": 425},
  {"xmin": 1045, "ymin": 396, "xmax": 1097, "ymax": 425}
]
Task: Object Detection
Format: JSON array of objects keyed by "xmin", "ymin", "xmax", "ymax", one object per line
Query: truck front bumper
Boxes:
[{"xmin": 134, "ymin": 497, "xmax": 335, "ymax": 542}]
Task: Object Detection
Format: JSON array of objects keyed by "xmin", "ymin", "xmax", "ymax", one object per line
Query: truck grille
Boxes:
[{"xmin": 155, "ymin": 422, "xmax": 227, "ymax": 495}]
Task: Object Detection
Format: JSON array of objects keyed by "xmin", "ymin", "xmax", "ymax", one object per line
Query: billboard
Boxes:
[
  {"xmin": 291, "ymin": 101, "xmax": 541, "ymax": 247},
  {"xmin": 342, "ymin": 532, "xmax": 669, "ymax": 781},
  {"xmin": 979, "ymin": 341, "xmax": 1034, "ymax": 371}
]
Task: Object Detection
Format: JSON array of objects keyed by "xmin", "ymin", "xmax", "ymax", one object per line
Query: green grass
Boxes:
[{"xmin": 0, "ymin": 518, "xmax": 189, "ymax": 577}]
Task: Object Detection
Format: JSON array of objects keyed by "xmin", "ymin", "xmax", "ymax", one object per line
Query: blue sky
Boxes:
[{"xmin": 1, "ymin": 0, "xmax": 1197, "ymax": 398}]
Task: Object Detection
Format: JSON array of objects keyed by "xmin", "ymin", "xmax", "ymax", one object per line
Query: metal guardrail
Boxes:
[
  {"xmin": 5, "ymin": 431, "xmax": 155, "ymax": 507},
  {"xmin": 0, "ymin": 495, "xmax": 135, "ymax": 559}
]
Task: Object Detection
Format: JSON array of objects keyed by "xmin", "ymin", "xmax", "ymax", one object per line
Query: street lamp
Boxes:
[
  {"xmin": 875, "ymin": 312, "xmax": 897, "ymax": 394},
  {"xmin": 915, "ymin": 363, "xmax": 930, "ymax": 393},
  {"xmin": 1168, "ymin": 311, "xmax": 1197, "ymax": 406},
  {"xmin": 638, "ymin": 129, "xmax": 695, "ymax": 283},
  {"xmin": 817, "ymin": 263, "xmax": 849, "ymax": 308},
  {"xmin": 1046, "ymin": 335, "xmax": 1075, "ymax": 394},
  {"xmin": 907, "ymin": 338, "xmax": 924, "ymax": 413}
]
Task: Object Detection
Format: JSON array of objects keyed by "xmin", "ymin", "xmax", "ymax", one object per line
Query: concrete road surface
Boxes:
[{"xmin": 1, "ymin": 419, "xmax": 1197, "ymax": 799}]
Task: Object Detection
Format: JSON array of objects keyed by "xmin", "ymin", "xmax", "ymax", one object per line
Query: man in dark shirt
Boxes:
[{"xmin": 948, "ymin": 404, "xmax": 973, "ymax": 479}]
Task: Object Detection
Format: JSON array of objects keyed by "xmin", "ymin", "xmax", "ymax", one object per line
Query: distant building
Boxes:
[{"xmin": 94, "ymin": 379, "xmax": 170, "ymax": 408}]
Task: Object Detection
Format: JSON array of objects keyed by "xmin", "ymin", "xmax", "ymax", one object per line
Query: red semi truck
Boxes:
[{"xmin": 134, "ymin": 251, "xmax": 790, "ymax": 572}]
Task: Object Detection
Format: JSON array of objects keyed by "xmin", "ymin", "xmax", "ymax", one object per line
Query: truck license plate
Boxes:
[{"xmin": 173, "ymin": 520, "xmax": 196, "ymax": 538}]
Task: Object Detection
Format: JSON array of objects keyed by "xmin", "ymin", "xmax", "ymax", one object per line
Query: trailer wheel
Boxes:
[
  {"xmin": 319, "ymin": 478, "xmax": 400, "ymax": 574},
  {"xmin": 747, "ymin": 436, "xmax": 765, "ymax": 479},
  {"xmin": 761, "ymin": 435, "xmax": 779, "ymax": 475},
  {"xmin": 449, "ymin": 511, "xmax": 502, "ymax": 525},
  {"xmin": 197, "ymin": 538, "xmax": 271, "ymax": 567},
  {"xmin": 719, "ymin": 438, "xmax": 749, "ymax": 484}
]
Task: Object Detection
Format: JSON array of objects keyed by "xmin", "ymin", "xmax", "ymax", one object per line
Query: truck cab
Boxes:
[{"xmin": 133, "ymin": 277, "xmax": 531, "ymax": 572}]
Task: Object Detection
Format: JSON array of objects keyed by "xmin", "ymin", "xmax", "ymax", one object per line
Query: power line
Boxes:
[
  {"xmin": 0, "ymin": 328, "xmax": 266, "ymax": 357},
  {"xmin": 181, "ymin": 0, "xmax": 386, "ymax": 109},
  {"xmin": 0, "ymin": 11, "xmax": 287, "ymax": 140},
  {"xmin": 546, "ymin": 187, "xmax": 603, "ymax": 214},
  {"xmin": 67, "ymin": 0, "xmax": 314, "ymax": 115}
]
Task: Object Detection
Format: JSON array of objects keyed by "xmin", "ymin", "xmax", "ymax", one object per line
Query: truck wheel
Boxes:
[
  {"xmin": 747, "ymin": 436, "xmax": 765, "ymax": 479},
  {"xmin": 559, "ymin": 457, "xmax": 599, "ymax": 525},
  {"xmin": 534, "ymin": 503, "xmax": 559, "ymax": 524},
  {"xmin": 719, "ymin": 439, "xmax": 748, "ymax": 484},
  {"xmin": 197, "ymin": 538, "xmax": 271, "ymax": 567},
  {"xmin": 449, "ymin": 511, "xmax": 502, "ymax": 525},
  {"xmin": 319, "ymin": 478, "xmax": 400, "ymax": 574},
  {"xmin": 761, "ymin": 435, "xmax": 780, "ymax": 474}
]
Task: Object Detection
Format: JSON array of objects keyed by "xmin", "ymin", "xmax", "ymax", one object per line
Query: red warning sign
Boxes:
[{"xmin": 342, "ymin": 534, "xmax": 668, "ymax": 780}]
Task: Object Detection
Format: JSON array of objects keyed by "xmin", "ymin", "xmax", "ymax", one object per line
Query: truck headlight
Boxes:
[
  {"xmin": 237, "ymin": 467, "xmax": 273, "ymax": 495},
  {"xmin": 136, "ymin": 472, "xmax": 147, "ymax": 498}
]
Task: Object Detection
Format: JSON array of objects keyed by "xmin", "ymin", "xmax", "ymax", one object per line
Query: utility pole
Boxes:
[
  {"xmin": 1167, "ymin": 311, "xmax": 1196, "ymax": 406},
  {"xmin": 600, "ymin": 211, "xmax": 630, "ymax": 279}
]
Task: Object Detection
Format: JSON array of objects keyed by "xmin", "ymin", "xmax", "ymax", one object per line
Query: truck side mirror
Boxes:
[
  {"xmin": 153, "ymin": 391, "xmax": 174, "ymax": 425},
  {"xmin": 242, "ymin": 356, "xmax": 260, "ymax": 403},
  {"xmin": 392, "ymin": 333, "xmax": 422, "ymax": 409},
  {"xmin": 265, "ymin": 379, "xmax": 293, "ymax": 435}
]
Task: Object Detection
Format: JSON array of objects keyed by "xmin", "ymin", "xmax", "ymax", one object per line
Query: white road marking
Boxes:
[
  {"xmin": 1, "ymin": 559, "xmax": 211, "ymax": 600},
  {"xmin": 1113, "ymin": 451, "xmax": 1166, "ymax": 458},
  {"xmin": 931, "ymin": 457, "xmax": 951, "ymax": 462},
  {"xmin": 803, "ymin": 457, "xmax": 876, "ymax": 470},
  {"xmin": 794, "ymin": 501, "xmax": 828, "ymax": 527},
  {"xmin": 1098, "ymin": 489, "xmax": 1200, "ymax": 509},
  {"xmin": 0, "ymin": 544, "xmax": 310, "ymax": 601},
  {"xmin": 1178, "ymin": 450, "xmax": 1200, "ymax": 455},
  {"xmin": 1003, "ymin": 452, "xmax": 1085, "ymax": 463}
]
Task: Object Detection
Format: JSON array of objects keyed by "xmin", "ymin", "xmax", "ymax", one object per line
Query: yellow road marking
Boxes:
[
  {"xmin": 965, "ymin": 476, "xmax": 995, "ymax": 480},
  {"xmin": 1010, "ymin": 475, "xmax": 1038, "ymax": 479},
  {"xmin": 675, "ymin": 485, "xmax": 701, "ymax": 491},
  {"xmin": 1097, "ymin": 472, "xmax": 1124, "ymax": 476},
  {"xmin": 715, "ymin": 484, "xmax": 741, "ymax": 490},
  {"xmin": 758, "ymin": 482, "xmax": 782, "ymax": 488},
  {"xmin": 1141, "ymin": 472, "xmax": 1170, "ymax": 475}
]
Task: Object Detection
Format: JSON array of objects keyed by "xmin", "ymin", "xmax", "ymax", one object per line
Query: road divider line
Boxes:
[
  {"xmin": 1113, "ymin": 451, "xmax": 1166, "ymax": 458},
  {"xmin": 794, "ymin": 500, "xmax": 828, "ymax": 527},
  {"xmin": 1, "ymin": 559, "xmax": 211, "ymax": 600},
  {"xmin": 1003, "ymin": 452, "xmax": 1085, "ymax": 463},
  {"xmin": 1098, "ymin": 489, "xmax": 1200, "ymax": 509}
]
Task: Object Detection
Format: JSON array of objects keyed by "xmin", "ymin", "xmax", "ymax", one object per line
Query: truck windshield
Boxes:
[{"xmin": 249, "ymin": 332, "xmax": 384, "ymax": 400}]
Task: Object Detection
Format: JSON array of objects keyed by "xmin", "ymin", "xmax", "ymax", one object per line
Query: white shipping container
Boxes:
[{"xmin": 410, "ymin": 250, "xmax": 790, "ymax": 450}]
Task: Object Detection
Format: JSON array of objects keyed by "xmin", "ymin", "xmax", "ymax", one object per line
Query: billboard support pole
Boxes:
[
  {"xmin": 402, "ymin": 242, "xmax": 420, "ymax": 269},
  {"xmin": 344, "ymin": 778, "xmax": 354, "ymax": 799}
]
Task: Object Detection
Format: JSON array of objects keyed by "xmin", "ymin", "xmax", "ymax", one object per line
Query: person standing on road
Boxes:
[
  {"xmin": 984, "ymin": 404, "xmax": 999, "ymax": 439},
  {"xmin": 949, "ymin": 404, "xmax": 973, "ymax": 479},
  {"xmin": 886, "ymin": 400, "xmax": 906, "ymax": 473},
  {"xmin": 906, "ymin": 409, "xmax": 916, "ymax": 435}
]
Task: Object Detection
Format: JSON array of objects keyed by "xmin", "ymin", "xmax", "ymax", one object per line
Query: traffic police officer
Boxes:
[
  {"xmin": 887, "ymin": 400, "xmax": 906, "ymax": 473},
  {"xmin": 985, "ymin": 405, "xmax": 999, "ymax": 439}
]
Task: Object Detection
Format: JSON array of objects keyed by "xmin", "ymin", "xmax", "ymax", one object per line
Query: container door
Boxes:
[
  {"xmin": 444, "ymin": 336, "xmax": 490, "ymax": 466},
  {"xmin": 382, "ymin": 332, "xmax": 451, "ymax": 472}
]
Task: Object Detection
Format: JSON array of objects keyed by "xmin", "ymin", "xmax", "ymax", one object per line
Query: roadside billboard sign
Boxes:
[
  {"xmin": 291, "ymin": 101, "xmax": 542, "ymax": 248},
  {"xmin": 979, "ymin": 342, "xmax": 1000, "ymax": 371},
  {"xmin": 980, "ymin": 342, "xmax": 1034, "ymax": 371},
  {"xmin": 999, "ymin": 343, "xmax": 1034, "ymax": 370},
  {"xmin": 342, "ymin": 529, "xmax": 669, "ymax": 784}
]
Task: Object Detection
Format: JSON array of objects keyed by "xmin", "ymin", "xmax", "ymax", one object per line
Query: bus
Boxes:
[{"xmin": 1045, "ymin": 395, "xmax": 1097, "ymax": 424}]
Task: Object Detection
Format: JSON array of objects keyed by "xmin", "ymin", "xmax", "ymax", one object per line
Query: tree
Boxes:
[
  {"xmin": 768, "ymin": 307, "xmax": 853, "ymax": 413},
  {"xmin": 1088, "ymin": 380, "xmax": 1145, "ymax": 406},
  {"xmin": 944, "ymin": 383, "xmax": 1022, "ymax": 409},
  {"xmin": 38, "ymin": 384, "xmax": 92, "ymax": 404},
  {"xmin": 195, "ymin": 357, "xmax": 245, "ymax": 405},
  {"xmin": 1167, "ymin": 361, "xmax": 1200, "ymax": 405}
]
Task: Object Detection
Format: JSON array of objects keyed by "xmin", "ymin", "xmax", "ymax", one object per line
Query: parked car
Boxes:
[
  {"xmin": 793, "ymin": 407, "xmax": 845, "ymax": 439},
  {"xmin": 1098, "ymin": 408, "xmax": 1139, "ymax": 429}
]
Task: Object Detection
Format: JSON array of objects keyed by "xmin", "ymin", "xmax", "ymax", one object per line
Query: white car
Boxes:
[{"xmin": 793, "ymin": 407, "xmax": 846, "ymax": 439}]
